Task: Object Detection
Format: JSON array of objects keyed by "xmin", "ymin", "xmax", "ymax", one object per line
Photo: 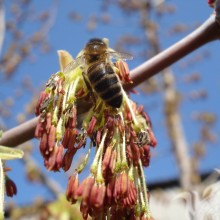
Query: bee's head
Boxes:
[{"xmin": 84, "ymin": 38, "xmax": 107, "ymax": 56}]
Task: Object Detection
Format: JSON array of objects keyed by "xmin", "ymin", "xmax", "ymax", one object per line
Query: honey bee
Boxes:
[{"xmin": 64, "ymin": 38, "xmax": 132, "ymax": 108}]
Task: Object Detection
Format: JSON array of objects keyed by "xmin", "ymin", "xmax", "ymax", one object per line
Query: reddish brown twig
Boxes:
[
  {"xmin": 0, "ymin": 117, "xmax": 39, "ymax": 147},
  {"xmin": 0, "ymin": 14, "xmax": 220, "ymax": 148}
]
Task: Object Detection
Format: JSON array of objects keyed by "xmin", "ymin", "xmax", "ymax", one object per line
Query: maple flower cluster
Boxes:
[{"xmin": 35, "ymin": 52, "xmax": 157, "ymax": 219}]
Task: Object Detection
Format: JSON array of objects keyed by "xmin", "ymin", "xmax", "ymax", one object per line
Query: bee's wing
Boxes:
[
  {"xmin": 108, "ymin": 51, "xmax": 133, "ymax": 61},
  {"xmin": 63, "ymin": 56, "xmax": 84, "ymax": 74}
]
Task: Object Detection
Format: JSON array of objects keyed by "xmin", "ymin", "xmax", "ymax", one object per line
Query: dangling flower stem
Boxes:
[
  {"xmin": 96, "ymin": 150, "xmax": 104, "ymax": 183},
  {"xmin": 77, "ymin": 141, "xmax": 92, "ymax": 174},
  {"xmin": 106, "ymin": 208, "xmax": 110, "ymax": 220},
  {"xmin": 121, "ymin": 89, "xmax": 138, "ymax": 125},
  {"xmin": 119, "ymin": 111, "xmax": 128, "ymax": 169},
  {"xmin": 139, "ymin": 159, "xmax": 151, "ymax": 217},
  {"xmin": 115, "ymin": 127, "xmax": 121, "ymax": 172},
  {"xmin": 56, "ymin": 118, "xmax": 63, "ymax": 141},
  {"xmin": 52, "ymin": 94, "xmax": 63, "ymax": 125},
  {"xmin": 66, "ymin": 76, "xmax": 80, "ymax": 104},
  {"xmin": 128, "ymin": 163, "xmax": 134, "ymax": 180},
  {"xmin": 133, "ymin": 166, "xmax": 142, "ymax": 215},
  {"xmin": 90, "ymin": 129, "xmax": 108, "ymax": 176}
]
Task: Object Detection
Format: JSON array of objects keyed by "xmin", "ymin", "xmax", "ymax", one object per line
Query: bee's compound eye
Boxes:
[{"xmin": 87, "ymin": 38, "xmax": 105, "ymax": 45}]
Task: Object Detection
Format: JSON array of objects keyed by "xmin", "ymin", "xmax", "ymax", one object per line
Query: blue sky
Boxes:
[{"xmin": 2, "ymin": 0, "xmax": 220, "ymax": 205}]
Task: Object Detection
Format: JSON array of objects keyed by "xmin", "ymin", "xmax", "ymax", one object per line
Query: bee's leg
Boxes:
[{"xmin": 82, "ymin": 71, "xmax": 97, "ymax": 106}]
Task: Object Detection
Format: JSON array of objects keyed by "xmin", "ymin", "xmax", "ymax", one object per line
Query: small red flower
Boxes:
[
  {"xmin": 39, "ymin": 132, "xmax": 50, "ymax": 157},
  {"xmin": 35, "ymin": 91, "xmax": 49, "ymax": 116},
  {"xmin": 5, "ymin": 176, "xmax": 17, "ymax": 197},
  {"xmin": 44, "ymin": 144, "xmax": 64, "ymax": 171},
  {"xmin": 115, "ymin": 60, "xmax": 132, "ymax": 84},
  {"xmin": 102, "ymin": 145, "xmax": 113, "ymax": 177},
  {"xmin": 45, "ymin": 112, "xmax": 52, "ymax": 132},
  {"xmin": 114, "ymin": 172, "xmax": 129, "ymax": 201},
  {"xmin": 66, "ymin": 174, "xmax": 79, "ymax": 204},
  {"xmin": 62, "ymin": 147, "xmax": 77, "ymax": 172},
  {"xmin": 106, "ymin": 177, "xmax": 116, "ymax": 205},
  {"xmin": 89, "ymin": 183, "xmax": 106, "ymax": 210},
  {"xmin": 140, "ymin": 145, "xmax": 151, "ymax": 167},
  {"xmin": 87, "ymin": 116, "xmax": 97, "ymax": 135},
  {"xmin": 67, "ymin": 107, "xmax": 77, "ymax": 129},
  {"xmin": 125, "ymin": 180, "xmax": 137, "ymax": 206},
  {"xmin": 35, "ymin": 119, "xmax": 45, "ymax": 138},
  {"xmin": 48, "ymin": 125, "xmax": 56, "ymax": 151},
  {"xmin": 62, "ymin": 128, "xmax": 78, "ymax": 149}
]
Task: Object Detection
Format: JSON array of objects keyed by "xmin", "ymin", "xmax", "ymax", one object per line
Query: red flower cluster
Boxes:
[{"xmin": 35, "ymin": 56, "xmax": 157, "ymax": 219}]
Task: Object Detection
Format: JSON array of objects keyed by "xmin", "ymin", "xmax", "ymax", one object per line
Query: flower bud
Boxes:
[
  {"xmin": 39, "ymin": 132, "xmax": 50, "ymax": 157},
  {"xmin": 48, "ymin": 125, "xmax": 56, "ymax": 152},
  {"xmin": 87, "ymin": 116, "xmax": 97, "ymax": 135},
  {"xmin": 5, "ymin": 176, "xmax": 17, "ymax": 197},
  {"xmin": 102, "ymin": 146, "xmax": 112, "ymax": 177},
  {"xmin": 66, "ymin": 174, "xmax": 79, "ymax": 204},
  {"xmin": 62, "ymin": 148, "xmax": 77, "ymax": 172},
  {"xmin": 90, "ymin": 183, "xmax": 106, "ymax": 210}
]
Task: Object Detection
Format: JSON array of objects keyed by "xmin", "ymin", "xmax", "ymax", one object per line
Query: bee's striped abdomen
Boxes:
[{"xmin": 87, "ymin": 62, "xmax": 122, "ymax": 108}]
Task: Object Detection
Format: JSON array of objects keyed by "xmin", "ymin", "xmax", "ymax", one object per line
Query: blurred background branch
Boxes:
[
  {"xmin": 0, "ymin": 0, "xmax": 5, "ymax": 55},
  {"xmin": 21, "ymin": 144, "xmax": 63, "ymax": 197},
  {"xmin": 137, "ymin": 1, "xmax": 191, "ymax": 190}
]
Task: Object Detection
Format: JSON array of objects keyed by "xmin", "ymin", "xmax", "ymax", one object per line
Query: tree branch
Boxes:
[
  {"xmin": 125, "ymin": 14, "xmax": 220, "ymax": 90},
  {"xmin": 0, "ymin": 117, "xmax": 39, "ymax": 147},
  {"xmin": 0, "ymin": 14, "xmax": 220, "ymax": 147}
]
